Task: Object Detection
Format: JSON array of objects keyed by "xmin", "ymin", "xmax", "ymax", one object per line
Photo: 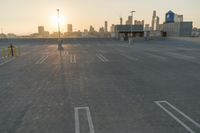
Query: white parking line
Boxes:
[
  {"xmin": 75, "ymin": 108, "xmax": 80, "ymax": 133},
  {"xmin": 74, "ymin": 55, "xmax": 76, "ymax": 63},
  {"xmin": 119, "ymin": 45, "xmax": 130, "ymax": 48},
  {"xmin": 35, "ymin": 55, "xmax": 48, "ymax": 64},
  {"xmin": 96, "ymin": 54, "xmax": 105, "ymax": 62},
  {"xmin": 21, "ymin": 52, "xmax": 30, "ymax": 56},
  {"xmin": 121, "ymin": 54, "xmax": 138, "ymax": 61},
  {"xmin": 155, "ymin": 101, "xmax": 200, "ymax": 133},
  {"xmin": 74, "ymin": 107, "xmax": 95, "ymax": 133},
  {"xmin": 164, "ymin": 52, "xmax": 195, "ymax": 60},
  {"xmin": 145, "ymin": 52, "xmax": 167, "ymax": 60},
  {"xmin": 98, "ymin": 50, "xmax": 104, "ymax": 53},
  {"xmin": 96, "ymin": 53, "xmax": 109, "ymax": 62},
  {"xmin": 39, "ymin": 55, "xmax": 48, "ymax": 64},
  {"xmin": 64, "ymin": 51, "xmax": 69, "ymax": 56},
  {"xmin": 0, "ymin": 58, "xmax": 15, "ymax": 66},
  {"xmin": 70, "ymin": 54, "xmax": 76, "ymax": 63}
]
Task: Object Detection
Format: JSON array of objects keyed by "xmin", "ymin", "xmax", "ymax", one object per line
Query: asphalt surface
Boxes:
[{"xmin": 0, "ymin": 38, "xmax": 200, "ymax": 133}]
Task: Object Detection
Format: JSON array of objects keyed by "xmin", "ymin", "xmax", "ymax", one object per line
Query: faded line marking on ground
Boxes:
[
  {"xmin": 35, "ymin": 55, "xmax": 49, "ymax": 64},
  {"xmin": 145, "ymin": 52, "xmax": 167, "ymax": 60},
  {"xmin": 121, "ymin": 54, "xmax": 138, "ymax": 61},
  {"xmin": 0, "ymin": 58, "xmax": 15, "ymax": 66},
  {"xmin": 96, "ymin": 53, "xmax": 109, "ymax": 62},
  {"xmin": 70, "ymin": 54, "xmax": 76, "ymax": 63},
  {"xmin": 74, "ymin": 107, "xmax": 95, "ymax": 133},
  {"xmin": 155, "ymin": 100, "xmax": 200, "ymax": 133},
  {"xmin": 164, "ymin": 52, "xmax": 196, "ymax": 60}
]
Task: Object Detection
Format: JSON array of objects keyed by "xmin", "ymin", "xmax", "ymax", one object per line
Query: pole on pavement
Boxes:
[{"xmin": 57, "ymin": 9, "xmax": 63, "ymax": 50}]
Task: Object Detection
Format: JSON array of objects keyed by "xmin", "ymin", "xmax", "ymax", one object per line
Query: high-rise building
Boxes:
[
  {"xmin": 99, "ymin": 27, "xmax": 104, "ymax": 33},
  {"xmin": 153, "ymin": 10, "xmax": 156, "ymax": 18},
  {"xmin": 165, "ymin": 10, "xmax": 184, "ymax": 23},
  {"xmin": 38, "ymin": 26, "xmax": 45, "ymax": 35},
  {"xmin": 126, "ymin": 16, "xmax": 132, "ymax": 25},
  {"xmin": 120, "ymin": 17, "xmax": 123, "ymax": 25},
  {"xmin": 67, "ymin": 24, "xmax": 73, "ymax": 33},
  {"xmin": 151, "ymin": 10, "xmax": 156, "ymax": 30},
  {"xmin": 89, "ymin": 25, "xmax": 95, "ymax": 33},
  {"xmin": 134, "ymin": 20, "xmax": 144, "ymax": 25},
  {"xmin": 154, "ymin": 17, "xmax": 160, "ymax": 30},
  {"xmin": 104, "ymin": 21, "xmax": 108, "ymax": 32},
  {"xmin": 110, "ymin": 24, "xmax": 115, "ymax": 33},
  {"xmin": 151, "ymin": 11, "xmax": 160, "ymax": 30}
]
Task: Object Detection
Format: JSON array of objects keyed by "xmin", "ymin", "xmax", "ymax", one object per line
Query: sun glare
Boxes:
[{"xmin": 51, "ymin": 15, "xmax": 66, "ymax": 27}]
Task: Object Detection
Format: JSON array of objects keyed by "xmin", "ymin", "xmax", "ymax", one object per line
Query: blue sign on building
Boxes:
[{"xmin": 165, "ymin": 10, "xmax": 175, "ymax": 23}]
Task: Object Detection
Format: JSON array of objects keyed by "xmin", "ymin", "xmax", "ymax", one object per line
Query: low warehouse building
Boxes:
[
  {"xmin": 115, "ymin": 25, "xmax": 144, "ymax": 40},
  {"xmin": 159, "ymin": 22, "xmax": 192, "ymax": 37}
]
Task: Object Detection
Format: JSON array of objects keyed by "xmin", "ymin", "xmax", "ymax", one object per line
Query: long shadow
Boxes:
[{"xmin": 58, "ymin": 48, "xmax": 75, "ymax": 132}]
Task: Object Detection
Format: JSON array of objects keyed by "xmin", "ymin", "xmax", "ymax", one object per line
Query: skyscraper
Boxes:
[
  {"xmin": 89, "ymin": 25, "xmax": 95, "ymax": 33},
  {"xmin": 110, "ymin": 24, "xmax": 115, "ymax": 33},
  {"xmin": 67, "ymin": 24, "xmax": 73, "ymax": 33},
  {"xmin": 151, "ymin": 10, "xmax": 156, "ymax": 30},
  {"xmin": 120, "ymin": 17, "xmax": 123, "ymax": 25},
  {"xmin": 38, "ymin": 26, "xmax": 45, "ymax": 35},
  {"xmin": 104, "ymin": 21, "xmax": 108, "ymax": 32},
  {"xmin": 151, "ymin": 11, "xmax": 160, "ymax": 30},
  {"xmin": 126, "ymin": 16, "xmax": 133, "ymax": 25},
  {"xmin": 134, "ymin": 20, "xmax": 144, "ymax": 25}
]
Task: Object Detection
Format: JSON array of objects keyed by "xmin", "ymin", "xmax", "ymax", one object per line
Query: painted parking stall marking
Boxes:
[
  {"xmin": 70, "ymin": 54, "xmax": 76, "ymax": 64},
  {"xmin": 0, "ymin": 57, "xmax": 15, "ymax": 66},
  {"xmin": 35, "ymin": 55, "xmax": 49, "ymax": 64},
  {"xmin": 96, "ymin": 53, "xmax": 109, "ymax": 62},
  {"xmin": 155, "ymin": 100, "xmax": 200, "ymax": 133},
  {"xmin": 74, "ymin": 107, "xmax": 95, "ymax": 133},
  {"xmin": 121, "ymin": 53, "xmax": 138, "ymax": 61}
]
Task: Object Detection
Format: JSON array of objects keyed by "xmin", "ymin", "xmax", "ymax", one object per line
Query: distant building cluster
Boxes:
[
  {"xmin": 159, "ymin": 10, "xmax": 192, "ymax": 37},
  {"xmin": 114, "ymin": 10, "xmax": 195, "ymax": 40},
  {"xmin": 0, "ymin": 10, "xmax": 198, "ymax": 39}
]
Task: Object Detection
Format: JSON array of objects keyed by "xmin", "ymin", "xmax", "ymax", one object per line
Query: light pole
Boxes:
[
  {"xmin": 57, "ymin": 9, "xmax": 61, "ymax": 39},
  {"xmin": 130, "ymin": 10, "xmax": 136, "ymax": 45},
  {"xmin": 57, "ymin": 9, "xmax": 63, "ymax": 50}
]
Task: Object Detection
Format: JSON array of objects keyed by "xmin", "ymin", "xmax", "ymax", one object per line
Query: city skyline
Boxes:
[{"xmin": 0, "ymin": 0, "xmax": 200, "ymax": 35}]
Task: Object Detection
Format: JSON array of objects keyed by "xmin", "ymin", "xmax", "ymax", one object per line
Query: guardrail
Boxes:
[{"xmin": 0, "ymin": 47, "xmax": 21, "ymax": 59}]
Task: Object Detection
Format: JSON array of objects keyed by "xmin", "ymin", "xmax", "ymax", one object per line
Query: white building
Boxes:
[
  {"xmin": 160, "ymin": 22, "xmax": 192, "ymax": 37},
  {"xmin": 126, "ymin": 16, "xmax": 133, "ymax": 25},
  {"xmin": 151, "ymin": 10, "xmax": 160, "ymax": 31},
  {"xmin": 174, "ymin": 15, "xmax": 183, "ymax": 22}
]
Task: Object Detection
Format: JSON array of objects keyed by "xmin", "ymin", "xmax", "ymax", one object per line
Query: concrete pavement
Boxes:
[{"xmin": 0, "ymin": 38, "xmax": 200, "ymax": 133}]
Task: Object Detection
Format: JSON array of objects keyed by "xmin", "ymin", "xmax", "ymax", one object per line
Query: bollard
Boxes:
[
  {"xmin": 2, "ymin": 48, "xmax": 5, "ymax": 58},
  {"xmin": 14, "ymin": 47, "xmax": 17, "ymax": 57},
  {"xmin": 8, "ymin": 48, "xmax": 11, "ymax": 57},
  {"xmin": 17, "ymin": 47, "xmax": 21, "ymax": 56}
]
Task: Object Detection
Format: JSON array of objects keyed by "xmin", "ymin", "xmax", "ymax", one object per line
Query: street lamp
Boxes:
[
  {"xmin": 57, "ymin": 9, "xmax": 63, "ymax": 50},
  {"xmin": 130, "ymin": 10, "xmax": 136, "ymax": 45},
  {"xmin": 57, "ymin": 9, "xmax": 61, "ymax": 39}
]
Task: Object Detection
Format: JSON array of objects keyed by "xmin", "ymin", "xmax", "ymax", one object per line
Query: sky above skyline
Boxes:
[{"xmin": 0, "ymin": 0, "xmax": 200, "ymax": 35}]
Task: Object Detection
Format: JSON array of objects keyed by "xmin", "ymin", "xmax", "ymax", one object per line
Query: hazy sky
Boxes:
[{"xmin": 0, "ymin": 0, "xmax": 199, "ymax": 34}]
